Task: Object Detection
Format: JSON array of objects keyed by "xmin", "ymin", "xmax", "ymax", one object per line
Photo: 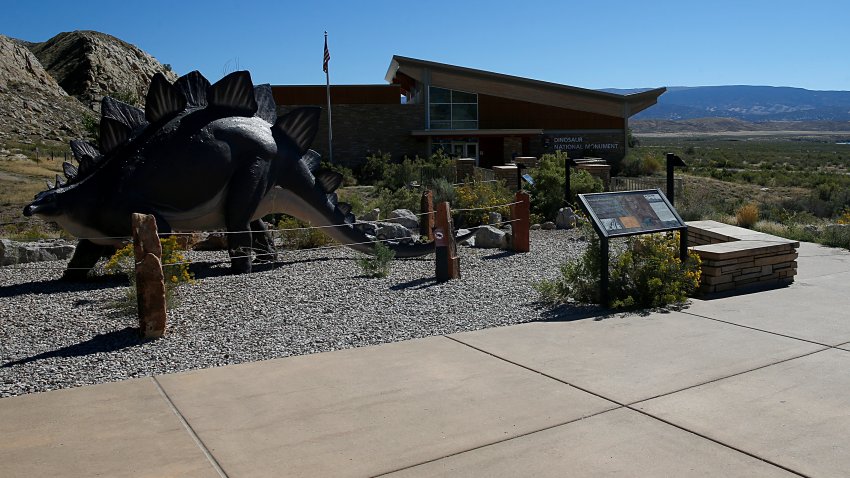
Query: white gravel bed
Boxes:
[{"xmin": 0, "ymin": 230, "xmax": 597, "ymax": 397}]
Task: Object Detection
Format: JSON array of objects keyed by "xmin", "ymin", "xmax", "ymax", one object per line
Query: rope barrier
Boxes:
[
  {"xmin": 451, "ymin": 200, "xmax": 522, "ymax": 213},
  {"xmin": 452, "ymin": 179, "xmax": 499, "ymax": 186}
]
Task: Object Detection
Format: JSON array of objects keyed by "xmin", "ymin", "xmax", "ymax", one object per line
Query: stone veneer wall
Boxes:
[
  {"xmin": 687, "ymin": 220, "xmax": 798, "ymax": 294},
  {"xmin": 278, "ymin": 103, "xmax": 428, "ymax": 168}
]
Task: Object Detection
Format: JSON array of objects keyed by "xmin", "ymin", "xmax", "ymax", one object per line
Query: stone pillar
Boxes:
[
  {"xmin": 493, "ymin": 165, "xmax": 519, "ymax": 190},
  {"xmin": 435, "ymin": 201, "xmax": 460, "ymax": 281},
  {"xmin": 132, "ymin": 213, "xmax": 167, "ymax": 338},
  {"xmin": 511, "ymin": 191, "xmax": 530, "ymax": 253},
  {"xmin": 455, "ymin": 158, "xmax": 475, "ymax": 181}
]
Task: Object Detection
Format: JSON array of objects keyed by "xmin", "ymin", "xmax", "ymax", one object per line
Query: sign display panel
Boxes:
[{"xmin": 578, "ymin": 189, "xmax": 686, "ymax": 238}]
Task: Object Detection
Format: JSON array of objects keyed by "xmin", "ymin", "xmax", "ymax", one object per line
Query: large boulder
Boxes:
[
  {"xmin": 0, "ymin": 239, "xmax": 76, "ymax": 266},
  {"xmin": 556, "ymin": 207, "xmax": 578, "ymax": 229},
  {"xmin": 474, "ymin": 225, "xmax": 508, "ymax": 249},
  {"xmin": 488, "ymin": 211, "xmax": 502, "ymax": 225},
  {"xmin": 376, "ymin": 222, "xmax": 413, "ymax": 241},
  {"xmin": 361, "ymin": 208, "xmax": 380, "ymax": 222},
  {"xmin": 386, "ymin": 209, "xmax": 419, "ymax": 231}
]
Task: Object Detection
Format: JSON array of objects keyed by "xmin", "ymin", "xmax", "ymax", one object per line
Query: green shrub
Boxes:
[
  {"xmin": 359, "ymin": 152, "xmax": 391, "ymax": 185},
  {"xmin": 277, "ymin": 215, "xmax": 335, "ymax": 249},
  {"xmin": 428, "ymin": 177, "xmax": 456, "ymax": 207},
  {"xmin": 356, "ymin": 241, "xmax": 395, "ymax": 278},
  {"xmin": 619, "ymin": 150, "xmax": 663, "ymax": 177},
  {"xmin": 528, "ymin": 152, "xmax": 603, "ymax": 220},
  {"xmin": 373, "ymin": 187, "xmax": 421, "ymax": 215},
  {"xmin": 376, "ymin": 152, "xmax": 455, "ymax": 190},
  {"xmin": 535, "ymin": 227, "xmax": 702, "ymax": 309}
]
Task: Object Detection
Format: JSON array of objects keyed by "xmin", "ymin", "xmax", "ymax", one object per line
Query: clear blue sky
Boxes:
[{"xmin": 2, "ymin": 0, "xmax": 848, "ymax": 91}]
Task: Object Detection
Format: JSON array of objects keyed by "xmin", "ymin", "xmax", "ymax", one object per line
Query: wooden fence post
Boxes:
[
  {"xmin": 421, "ymin": 189, "xmax": 435, "ymax": 241},
  {"xmin": 512, "ymin": 191, "xmax": 530, "ymax": 252},
  {"xmin": 435, "ymin": 201, "xmax": 460, "ymax": 281},
  {"xmin": 131, "ymin": 213, "xmax": 167, "ymax": 338}
]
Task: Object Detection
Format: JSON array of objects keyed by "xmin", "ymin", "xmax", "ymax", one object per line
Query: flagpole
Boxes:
[{"xmin": 324, "ymin": 31, "xmax": 334, "ymax": 164}]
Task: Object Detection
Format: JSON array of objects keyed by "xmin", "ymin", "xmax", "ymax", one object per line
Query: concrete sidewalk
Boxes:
[{"xmin": 2, "ymin": 242, "xmax": 850, "ymax": 477}]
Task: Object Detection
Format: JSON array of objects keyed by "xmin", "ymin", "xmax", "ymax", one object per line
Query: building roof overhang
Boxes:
[
  {"xmin": 386, "ymin": 55, "xmax": 665, "ymax": 119},
  {"xmin": 410, "ymin": 129, "xmax": 544, "ymax": 137}
]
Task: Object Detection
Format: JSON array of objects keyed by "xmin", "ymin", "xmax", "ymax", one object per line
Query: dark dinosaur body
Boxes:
[{"xmin": 24, "ymin": 70, "xmax": 433, "ymax": 278}]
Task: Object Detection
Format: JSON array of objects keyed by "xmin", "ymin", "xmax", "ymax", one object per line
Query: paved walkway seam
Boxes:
[
  {"xmin": 681, "ymin": 309, "xmax": 842, "ymax": 348},
  {"xmin": 152, "ymin": 376, "xmax": 230, "ymax": 478},
  {"xmin": 370, "ymin": 407, "xmax": 619, "ymax": 477},
  {"xmin": 445, "ymin": 334, "xmax": 821, "ymax": 478},
  {"xmin": 443, "ymin": 335, "xmax": 627, "ymax": 406},
  {"xmin": 625, "ymin": 406, "xmax": 810, "ymax": 478},
  {"xmin": 626, "ymin": 347, "xmax": 829, "ymax": 406}
]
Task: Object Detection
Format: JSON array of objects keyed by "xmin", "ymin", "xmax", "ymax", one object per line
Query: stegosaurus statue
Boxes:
[{"xmin": 24, "ymin": 70, "xmax": 432, "ymax": 279}]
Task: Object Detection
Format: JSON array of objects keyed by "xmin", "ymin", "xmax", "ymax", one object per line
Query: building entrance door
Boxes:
[{"xmin": 451, "ymin": 142, "xmax": 478, "ymax": 160}]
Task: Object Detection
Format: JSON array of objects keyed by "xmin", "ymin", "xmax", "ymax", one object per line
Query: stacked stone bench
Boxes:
[{"xmin": 686, "ymin": 220, "xmax": 798, "ymax": 294}]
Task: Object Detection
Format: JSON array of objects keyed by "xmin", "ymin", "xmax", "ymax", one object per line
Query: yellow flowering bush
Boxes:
[
  {"xmin": 535, "ymin": 226, "xmax": 701, "ymax": 309},
  {"xmin": 105, "ymin": 236, "xmax": 195, "ymax": 312},
  {"xmin": 453, "ymin": 179, "xmax": 514, "ymax": 227},
  {"xmin": 837, "ymin": 207, "xmax": 850, "ymax": 225},
  {"xmin": 609, "ymin": 232, "xmax": 701, "ymax": 308}
]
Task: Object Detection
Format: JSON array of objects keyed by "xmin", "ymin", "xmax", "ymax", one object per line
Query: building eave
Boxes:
[{"xmin": 387, "ymin": 55, "xmax": 665, "ymax": 119}]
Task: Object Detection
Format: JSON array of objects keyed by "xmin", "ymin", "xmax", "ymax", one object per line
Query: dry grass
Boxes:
[
  {"xmin": 736, "ymin": 203, "xmax": 760, "ymax": 228},
  {"xmin": 0, "ymin": 157, "xmax": 65, "ymax": 238}
]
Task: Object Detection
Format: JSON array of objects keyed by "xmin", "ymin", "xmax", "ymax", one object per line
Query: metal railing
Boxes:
[{"xmin": 609, "ymin": 176, "xmax": 684, "ymax": 196}]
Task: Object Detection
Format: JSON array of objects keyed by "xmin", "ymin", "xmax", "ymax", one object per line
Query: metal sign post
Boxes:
[{"xmin": 665, "ymin": 153, "xmax": 686, "ymax": 206}]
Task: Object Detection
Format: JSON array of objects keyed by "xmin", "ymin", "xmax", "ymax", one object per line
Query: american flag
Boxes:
[{"xmin": 323, "ymin": 34, "xmax": 330, "ymax": 73}]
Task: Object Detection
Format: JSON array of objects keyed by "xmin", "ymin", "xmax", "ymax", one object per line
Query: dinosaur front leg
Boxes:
[
  {"xmin": 250, "ymin": 219, "xmax": 277, "ymax": 263},
  {"xmin": 62, "ymin": 239, "xmax": 114, "ymax": 281}
]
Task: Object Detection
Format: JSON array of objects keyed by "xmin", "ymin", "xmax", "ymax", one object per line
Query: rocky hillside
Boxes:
[
  {"xmin": 0, "ymin": 34, "xmax": 89, "ymax": 143},
  {"xmin": 28, "ymin": 30, "xmax": 177, "ymax": 110}
]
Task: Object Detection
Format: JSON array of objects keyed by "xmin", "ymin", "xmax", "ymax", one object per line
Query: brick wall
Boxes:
[{"xmin": 278, "ymin": 104, "xmax": 428, "ymax": 168}]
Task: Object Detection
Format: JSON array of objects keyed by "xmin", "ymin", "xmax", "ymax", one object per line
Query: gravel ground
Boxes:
[{"xmin": 0, "ymin": 230, "xmax": 598, "ymax": 397}]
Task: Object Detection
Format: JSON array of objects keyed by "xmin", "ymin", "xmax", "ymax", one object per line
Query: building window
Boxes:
[
  {"xmin": 431, "ymin": 138, "xmax": 479, "ymax": 160},
  {"xmin": 429, "ymin": 86, "xmax": 478, "ymax": 130}
]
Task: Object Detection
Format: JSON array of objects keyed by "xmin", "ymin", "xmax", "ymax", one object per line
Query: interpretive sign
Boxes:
[
  {"xmin": 578, "ymin": 189, "xmax": 686, "ymax": 238},
  {"xmin": 577, "ymin": 189, "xmax": 688, "ymax": 308}
]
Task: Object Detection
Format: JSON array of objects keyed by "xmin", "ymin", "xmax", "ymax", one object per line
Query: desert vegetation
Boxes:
[{"xmin": 620, "ymin": 135, "xmax": 850, "ymax": 250}]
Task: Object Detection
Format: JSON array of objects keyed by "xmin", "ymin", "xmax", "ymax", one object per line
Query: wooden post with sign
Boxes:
[
  {"xmin": 434, "ymin": 201, "xmax": 459, "ymax": 281},
  {"xmin": 511, "ymin": 191, "xmax": 530, "ymax": 252},
  {"xmin": 131, "ymin": 213, "xmax": 167, "ymax": 338},
  {"xmin": 421, "ymin": 189, "xmax": 435, "ymax": 241}
]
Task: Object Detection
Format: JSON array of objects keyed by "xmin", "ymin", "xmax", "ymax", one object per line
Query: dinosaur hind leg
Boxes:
[
  {"xmin": 224, "ymin": 161, "xmax": 271, "ymax": 274},
  {"xmin": 251, "ymin": 219, "xmax": 277, "ymax": 263}
]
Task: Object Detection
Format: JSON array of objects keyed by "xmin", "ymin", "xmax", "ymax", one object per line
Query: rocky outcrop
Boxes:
[
  {"xmin": 0, "ymin": 34, "xmax": 89, "ymax": 142},
  {"xmin": 28, "ymin": 30, "xmax": 177, "ymax": 110}
]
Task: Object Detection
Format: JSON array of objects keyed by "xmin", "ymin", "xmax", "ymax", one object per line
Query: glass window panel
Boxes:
[
  {"xmin": 452, "ymin": 103, "xmax": 477, "ymax": 121},
  {"xmin": 430, "ymin": 121, "xmax": 452, "ymax": 129},
  {"xmin": 452, "ymin": 120, "xmax": 478, "ymax": 130},
  {"xmin": 429, "ymin": 87, "xmax": 451, "ymax": 104},
  {"xmin": 430, "ymin": 104, "xmax": 451, "ymax": 121},
  {"xmin": 451, "ymin": 90, "xmax": 477, "ymax": 104},
  {"xmin": 466, "ymin": 144, "xmax": 478, "ymax": 157}
]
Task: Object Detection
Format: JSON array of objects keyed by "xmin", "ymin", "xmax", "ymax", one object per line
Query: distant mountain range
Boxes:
[{"xmin": 604, "ymin": 86, "xmax": 850, "ymax": 122}]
